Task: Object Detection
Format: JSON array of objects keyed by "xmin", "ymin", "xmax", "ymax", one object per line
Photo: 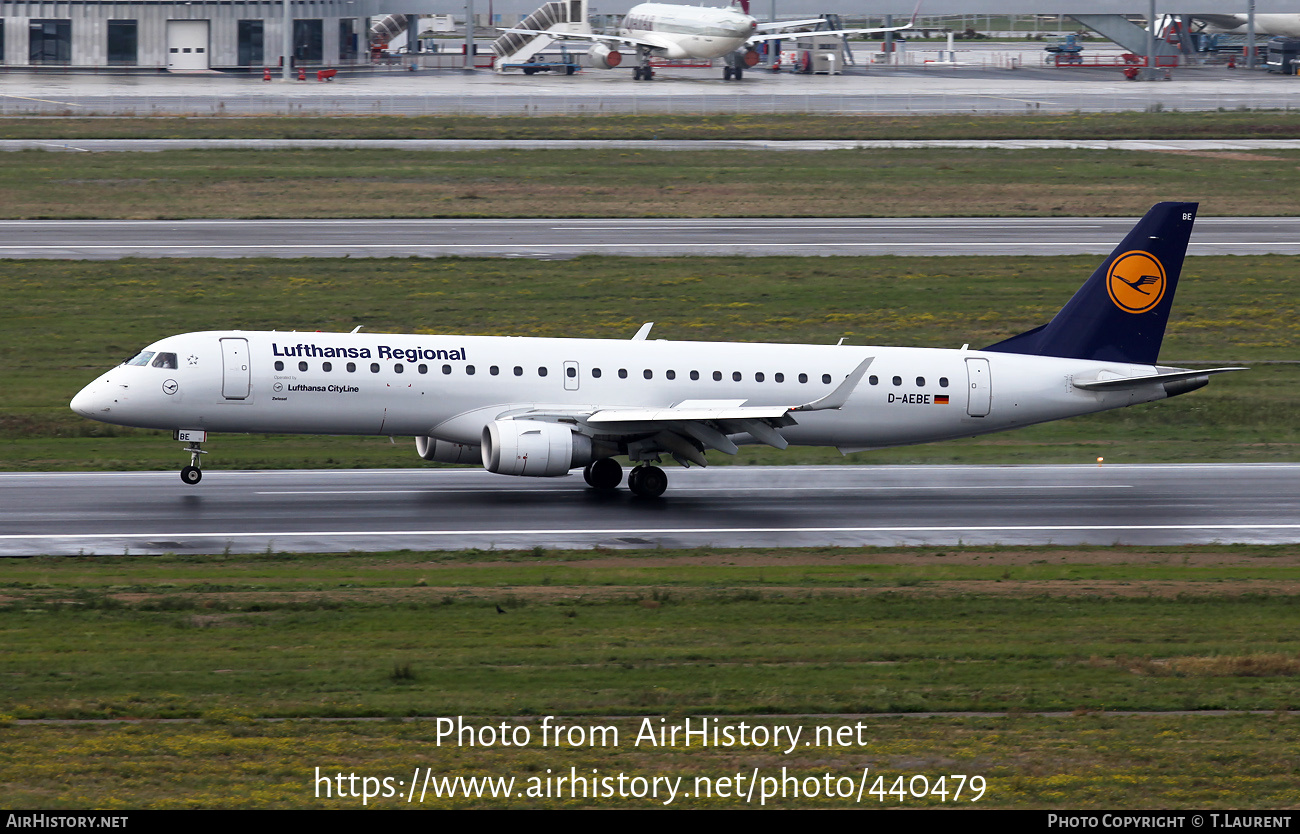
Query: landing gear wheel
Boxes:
[
  {"xmin": 734, "ymin": 66, "xmax": 743, "ymax": 80},
  {"xmin": 633, "ymin": 66, "xmax": 643, "ymax": 80},
  {"xmin": 627, "ymin": 465, "xmax": 667, "ymax": 498},
  {"xmin": 583, "ymin": 458, "xmax": 623, "ymax": 490},
  {"xmin": 723, "ymin": 66, "xmax": 733, "ymax": 80},
  {"xmin": 179, "ymin": 439, "xmax": 207, "ymax": 485}
]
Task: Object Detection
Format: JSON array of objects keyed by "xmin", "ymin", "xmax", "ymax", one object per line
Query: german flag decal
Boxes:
[{"xmin": 935, "ymin": 395, "xmax": 950, "ymax": 405}]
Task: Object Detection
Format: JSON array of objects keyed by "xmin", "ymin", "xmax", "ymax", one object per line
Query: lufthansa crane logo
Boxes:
[{"xmin": 1106, "ymin": 250, "xmax": 1166, "ymax": 314}]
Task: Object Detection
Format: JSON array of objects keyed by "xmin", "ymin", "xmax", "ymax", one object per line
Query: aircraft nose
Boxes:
[{"xmin": 70, "ymin": 382, "xmax": 110, "ymax": 418}]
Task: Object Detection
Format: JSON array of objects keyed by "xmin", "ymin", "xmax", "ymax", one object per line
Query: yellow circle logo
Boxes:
[{"xmin": 1106, "ymin": 251, "xmax": 1166, "ymax": 314}]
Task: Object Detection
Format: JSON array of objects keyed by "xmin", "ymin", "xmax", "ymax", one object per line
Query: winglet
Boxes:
[
  {"xmin": 792, "ymin": 357, "xmax": 873, "ymax": 412},
  {"xmin": 632, "ymin": 322, "xmax": 654, "ymax": 341}
]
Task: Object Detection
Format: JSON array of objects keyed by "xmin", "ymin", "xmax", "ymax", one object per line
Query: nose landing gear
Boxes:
[{"xmin": 174, "ymin": 430, "xmax": 208, "ymax": 485}]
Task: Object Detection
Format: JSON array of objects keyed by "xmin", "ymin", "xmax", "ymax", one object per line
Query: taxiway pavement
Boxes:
[
  {"xmin": 3, "ymin": 216, "xmax": 1298, "ymax": 258},
  {"xmin": 4, "ymin": 464, "xmax": 1297, "ymax": 556}
]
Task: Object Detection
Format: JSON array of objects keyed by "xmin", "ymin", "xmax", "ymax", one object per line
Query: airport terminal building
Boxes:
[{"xmin": 0, "ymin": 0, "xmax": 391, "ymax": 69}]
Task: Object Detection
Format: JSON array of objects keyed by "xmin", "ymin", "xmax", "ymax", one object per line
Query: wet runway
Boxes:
[
  {"xmin": 4, "ymin": 464, "xmax": 1298, "ymax": 556},
  {"xmin": 3, "ymin": 216, "xmax": 1298, "ymax": 258}
]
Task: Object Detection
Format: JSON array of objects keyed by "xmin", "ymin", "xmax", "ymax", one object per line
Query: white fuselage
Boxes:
[
  {"xmin": 1195, "ymin": 14, "xmax": 1300, "ymax": 37},
  {"xmin": 620, "ymin": 3, "xmax": 758, "ymax": 59},
  {"xmin": 70, "ymin": 330, "xmax": 1167, "ymax": 454}
]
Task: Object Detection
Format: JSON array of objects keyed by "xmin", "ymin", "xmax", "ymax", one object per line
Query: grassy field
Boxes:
[
  {"xmin": 5, "ymin": 111, "xmax": 1300, "ymax": 140},
  {"xmin": 5, "ymin": 147, "xmax": 1300, "ymax": 218},
  {"xmin": 4, "ymin": 254, "xmax": 1295, "ymax": 471},
  {"xmin": 2, "ymin": 546, "xmax": 1299, "ymax": 808}
]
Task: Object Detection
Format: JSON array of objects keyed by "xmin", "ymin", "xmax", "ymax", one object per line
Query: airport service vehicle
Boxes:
[
  {"xmin": 70, "ymin": 202, "xmax": 1243, "ymax": 498},
  {"xmin": 508, "ymin": 1, "xmax": 910, "ymax": 81}
]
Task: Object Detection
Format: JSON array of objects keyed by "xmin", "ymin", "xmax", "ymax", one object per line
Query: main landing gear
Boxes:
[
  {"xmin": 632, "ymin": 47, "xmax": 654, "ymax": 81},
  {"xmin": 583, "ymin": 458, "xmax": 623, "ymax": 490},
  {"xmin": 180, "ymin": 440, "xmax": 206, "ymax": 484},
  {"xmin": 583, "ymin": 458, "xmax": 667, "ymax": 498},
  {"xmin": 723, "ymin": 65, "xmax": 744, "ymax": 80},
  {"xmin": 626, "ymin": 464, "xmax": 668, "ymax": 498}
]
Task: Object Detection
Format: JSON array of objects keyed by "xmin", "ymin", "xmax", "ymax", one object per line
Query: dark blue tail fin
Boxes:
[{"xmin": 983, "ymin": 202, "xmax": 1197, "ymax": 365}]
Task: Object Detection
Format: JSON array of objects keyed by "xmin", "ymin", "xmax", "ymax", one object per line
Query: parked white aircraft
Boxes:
[
  {"xmin": 1192, "ymin": 14, "xmax": 1300, "ymax": 38},
  {"xmin": 509, "ymin": 0, "xmax": 911, "ymax": 80},
  {"xmin": 71, "ymin": 202, "xmax": 1243, "ymax": 498}
]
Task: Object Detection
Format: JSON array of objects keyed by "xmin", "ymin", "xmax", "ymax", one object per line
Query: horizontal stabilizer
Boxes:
[{"xmin": 1072, "ymin": 367, "xmax": 1247, "ymax": 391}]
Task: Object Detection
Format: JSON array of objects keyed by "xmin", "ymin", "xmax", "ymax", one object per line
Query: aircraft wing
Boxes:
[
  {"xmin": 507, "ymin": 358, "xmax": 873, "ymax": 465},
  {"xmin": 748, "ymin": 23, "xmax": 912, "ymax": 44},
  {"xmin": 755, "ymin": 18, "xmax": 827, "ymax": 32},
  {"xmin": 500, "ymin": 28, "xmax": 674, "ymax": 51}
]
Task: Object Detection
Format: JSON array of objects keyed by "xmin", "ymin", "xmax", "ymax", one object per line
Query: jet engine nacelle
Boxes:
[
  {"xmin": 481, "ymin": 420, "xmax": 595, "ymax": 477},
  {"xmin": 416, "ymin": 436, "xmax": 482, "ymax": 465},
  {"xmin": 588, "ymin": 43, "xmax": 623, "ymax": 69},
  {"xmin": 730, "ymin": 47, "xmax": 760, "ymax": 68}
]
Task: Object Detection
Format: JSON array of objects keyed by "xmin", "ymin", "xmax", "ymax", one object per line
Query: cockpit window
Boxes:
[
  {"xmin": 124, "ymin": 350, "xmax": 155, "ymax": 366},
  {"xmin": 151, "ymin": 352, "xmax": 178, "ymax": 369}
]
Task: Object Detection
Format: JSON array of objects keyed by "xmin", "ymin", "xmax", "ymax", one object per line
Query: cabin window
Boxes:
[
  {"xmin": 151, "ymin": 353, "xmax": 178, "ymax": 369},
  {"xmin": 514, "ymin": 366, "xmax": 523, "ymax": 376},
  {"xmin": 798, "ymin": 373, "xmax": 808, "ymax": 383},
  {"xmin": 298, "ymin": 361, "xmax": 308, "ymax": 372},
  {"xmin": 869, "ymin": 375, "xmax": 878, "ymax": 385},
  {"xmin": 490, "ymin": 366, "xmax": 499, "ymax": 376},
  {"xmin": 566, "ymin": 367, "xmax": 576, "ymax": 378},
  {"xmin": 619, "ymin": 369, "xmax": 628, "ymax": 379},
  {"xmin": 775, "ymin": 373, "xmax": 784, "ymax": 383},
  {"xmin": 592, "ymin": 368, "xmax": 602, "ymax": 379},
  {"xmin": 666, "ymin": 370, "xmax": 676, "ymax": 380},
  {"xmin": 322, "ymin": 362, "xmax": 332, "ymax": 372},
  {"xmin": 444, "ymin": 365, "xmax": 453, "ymax": 375},
  {"xmin": 370, "ymin": 363, "xmax": 380, "ymax": 373},
  {"xmin": 755, "ymin": 372, "xmax": 764, "ymax": 382},
  {"xmin": 418, "ymin": 364, "xmax": 428, "ymax": 374},
  {"xmin": 538, "ymin": 367, "xmax": 548, "ymax": 377},
  {"xmin": 124, "ymin": 350, "xmax": 154, "ymax": 366},
  {"xmin": 940, "ymin": 377, "xmax": 949, "ymax": 388},
  {"xmin": 394, "ymin": 364, "xmax": 404, "ymax": 374},
  {"xmin": 466, "ymin": 365, "xmax": 476, "ymax": 375},
  {"xmin": 643, "ymin": 369, "xmax": 653, "ymax": 380},
  {"xmin": 713, "ymin": 371, "xmax": 722, "ymax": 381},
  {"xmin": 732, "ymin": 371, "xmax": 742, "ymax": 382},
  {"xmin": 274, "ymin": 361, "xmax": 284, "ymax": 371},
  {"xmin": 690, "ymin": 370, "xmax": 699, "ymax": 381},
  {"xmin": 822, "ymin": 374, "xmax": 832, "ymax": 384},
  {"xmin": 916, "ymin": 376, "xmax": 925, "ymax": 386},
  {"xmin": 347, "ymin": 362, "xmax": 356, "ymax": 373},
  {"xmin": 892, "ymin": 376, "xmax": 902, "ymax": 386}
]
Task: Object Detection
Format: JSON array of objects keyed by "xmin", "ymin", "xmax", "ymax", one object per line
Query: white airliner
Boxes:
[
  {"xmin": 71, "ymin": 203, "xmax": 1243, "ymax": 498},
  {"xmin": 1192, "ymin": 14, "xmax": 1300, "ymax": 38},
  {"xmin": 510, "ymin": 0, "xmax": 911, "ymax": 80}
]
